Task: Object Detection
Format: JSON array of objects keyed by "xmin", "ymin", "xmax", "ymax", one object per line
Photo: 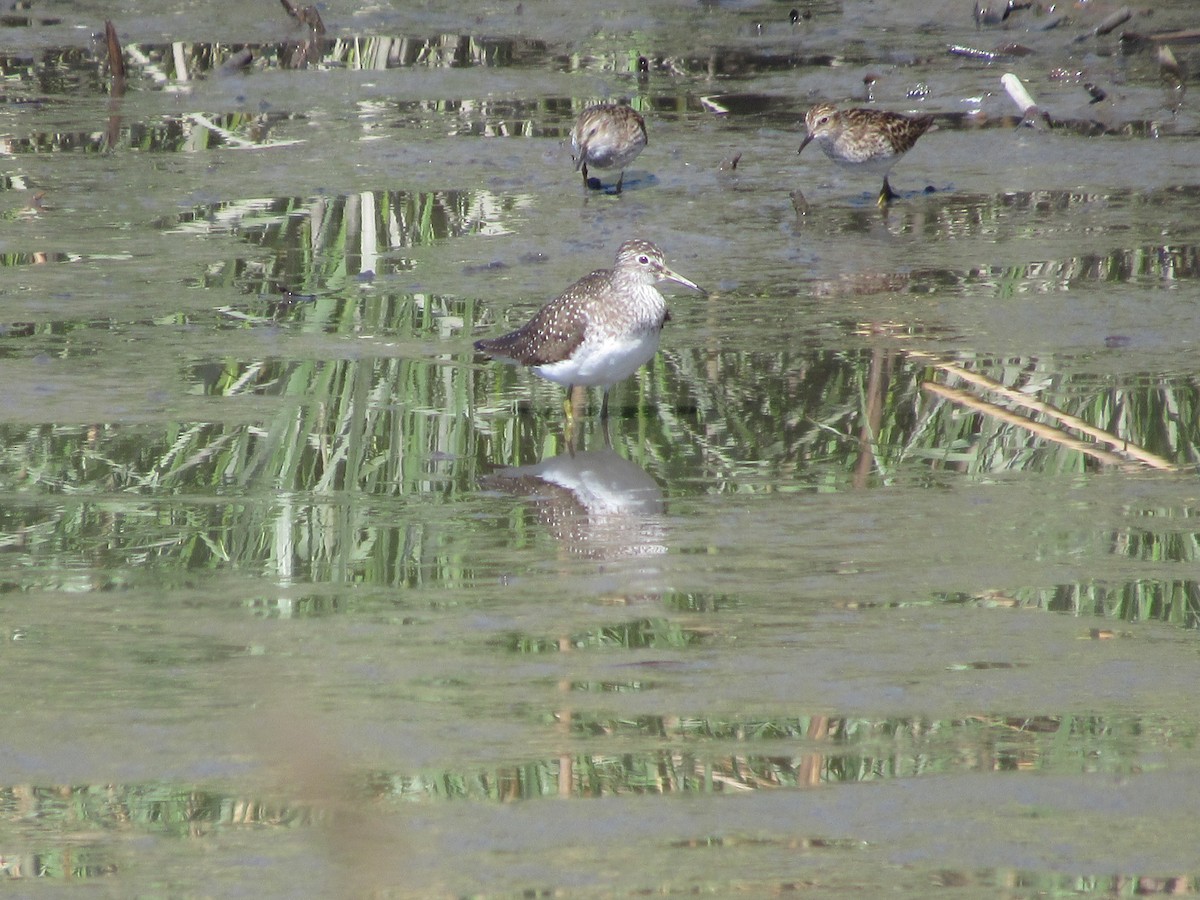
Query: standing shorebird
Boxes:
[
  {"xmin": 474, "ymin": 239, "xmax": 702, "ymax": 421},
  {"xmin": 570, "ymin": 103, "xmax": 648, "ymax": 193},
  {"xmin": 798, "ymin": 103, "xmax": 935, "ymax": 206}
]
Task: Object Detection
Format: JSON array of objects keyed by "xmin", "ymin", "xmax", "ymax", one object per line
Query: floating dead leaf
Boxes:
[
  {"xmin": 1093, "ymin": 6, "xmax": 1131, "ymax": 37},
  {"xmin": 1158, "ymin": 44, "xmax": 1183, "ymax": 80},
  {"xmin": 974, "ymin": 590, "xmax": 1019, "ymax": 607},
  {"xmin": 1157, "ymin": 44, "xmax": 1187, "ymax": 103},
  {"xmin": 1123, "ymin": 26, "xmax": 1200, "ymax": 48},
  {"xmin": 104, "ymin": 20, "xmax": 125, "ymax": 81},
  {"xmin": 974, "ymin": 0, "xmax": 1032, "ymax": 27},
  {"xmin": 280, "ymin": 0, "xmax": 325, "ymax": 45},
  {"xmin": 217, "ymin": 48, "xmax": 254, "ymax": 75}
]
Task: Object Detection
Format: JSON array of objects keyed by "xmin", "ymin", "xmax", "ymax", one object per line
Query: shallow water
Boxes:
[{"xmin": 3, "ymin": 0, "xmax": 1200, "ymax": 895}]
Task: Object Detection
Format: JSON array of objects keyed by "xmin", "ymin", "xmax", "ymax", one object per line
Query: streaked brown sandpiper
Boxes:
[
  {"xmin": 798, "ymin": 103, "xmax": 935, "ymax": 206},
  {"xmin": 570, "ymin": 103, "xmax": 648, "ymax": 193}
]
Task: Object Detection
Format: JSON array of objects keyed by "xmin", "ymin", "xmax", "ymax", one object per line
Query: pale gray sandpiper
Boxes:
[
  {"xmin": 473, "ymin": 239, "xmax": 703, "ymax": 421},
  {"xmin": 570, "ymin": 103, "xmax": 648, "ymax": 193},
  {"xmin": 798, "ymin": 103, "xmax": 935, "ymax": 206}
]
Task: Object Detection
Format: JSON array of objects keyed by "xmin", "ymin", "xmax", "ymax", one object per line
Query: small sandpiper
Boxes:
[
  {"xmin": 570, "ymin": 103, "xmax": 648, "ymax": 193},
  {"xmin": 474, "ymin": 239, "xmax": 703, "ymax": 421},
  {"xmin": 798, "ymin": 103, "xmax": 935, "ymax": 206}
]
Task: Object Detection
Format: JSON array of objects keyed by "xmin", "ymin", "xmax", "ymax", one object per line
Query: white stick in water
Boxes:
[{"xmin": 1001, "ymin": 73, "xmax": 1037, "ymax": 115}]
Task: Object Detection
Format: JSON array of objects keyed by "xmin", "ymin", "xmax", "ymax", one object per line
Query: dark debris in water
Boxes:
[
  {"xmin": 0, "ymin": 14, "xmax": 63, "ymax": 27},
  {"xmin": 947, "ymin": 661, "xmax": 1026, "ymax": 670},
  {"xmin": 462, "ymin": 260, "xmax": 510, "ymax": 275},
  {"xmin": 947, "ymin": 43, "xmax": 1033, "ymax": 62},
  {"xmin": 973, "ymin": 0, "xmax": 1033, "ymax": 28}
]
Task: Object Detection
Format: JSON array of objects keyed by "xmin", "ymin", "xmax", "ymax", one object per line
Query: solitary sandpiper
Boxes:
[
  {"xmin": 798, "ymin": 103, "xmax": 935, "ymax": 206},
  {"xmin": 570, "ymin": 103, "xmax": 648, "ymax": 193},
  {"xmin": 473, "ymin": 239, "xmax": 703, "ymax": 421}
]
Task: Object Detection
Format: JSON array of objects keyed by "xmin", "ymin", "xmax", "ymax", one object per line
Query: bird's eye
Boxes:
[
  {"xmin": 638, "ymin": 255, "xmax": 649, "ymax": 264},
  {"xmin": 818, "ymin": 115, "xmax": 829, "ymax": 126}
]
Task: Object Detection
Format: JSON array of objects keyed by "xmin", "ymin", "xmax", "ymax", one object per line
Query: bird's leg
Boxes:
[
  {"xmin": 615, "ymin": 170, "xmax": 625, "ymax": 194},
  {"xmin": 564, "ymin": 385, "xmax": 588, "ymax": 425},
  {"xmin": 565, "ymin": 417, "xmax": 578, "ymax": 456},
  {"xmin": 877, "ymin": 176, "xmax": 899, "ymax": 207},
  {"xmin": 600, "ymin": 389, "xmax": 610, "ymax": 421},
  {"xmin": 581, "ymin": 163, "xmax": 591, "ymax": 189}
]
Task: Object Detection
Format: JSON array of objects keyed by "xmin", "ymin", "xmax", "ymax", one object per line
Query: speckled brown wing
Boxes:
[
  {"xmin": 572, "ymin": 105, "xmax": 647, "ymax": 172},
  {"xmin": 887, "ymin": 113, "xmax": 935, "ymax": 154},
  {"xmin": 836, "ymin": 109, "xmax": 935, "ymax": 161},
  {"xmin": 475, "ymin": 270, "xmax": 608, "ymax": 366}
]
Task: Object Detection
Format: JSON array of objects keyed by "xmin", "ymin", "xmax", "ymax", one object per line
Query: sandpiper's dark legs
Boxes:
[
  {"xmin": 600, "ymin": 389, "xmax": 611, "ymax": 421},
  {"xmin": 579, "ymin": 164, "xmax": 627, "ymax": 193},
  {"xmin": 571, "ymin": 103, "xmax": 647, "ymax": 195}
]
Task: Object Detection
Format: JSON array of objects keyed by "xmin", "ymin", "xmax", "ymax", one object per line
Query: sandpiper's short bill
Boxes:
[{"xmin": 474, "ymin": 239, "xmax": 702, "ymax": 421}]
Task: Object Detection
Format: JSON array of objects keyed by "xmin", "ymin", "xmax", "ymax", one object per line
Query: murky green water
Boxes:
[{"xmin": 3, "ymin": 0, "xmax": 1200, "ymax": 895}]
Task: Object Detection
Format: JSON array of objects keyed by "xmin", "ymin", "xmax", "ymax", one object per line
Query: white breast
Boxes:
[{"xmin": 534, "ymin": 329, "xmax": 662, "ymax": 388}]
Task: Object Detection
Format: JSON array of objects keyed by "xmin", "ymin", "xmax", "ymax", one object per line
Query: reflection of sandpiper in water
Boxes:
[{"xmin": 483, "ymin": 448, "xmax": 666, "ymax": 563}]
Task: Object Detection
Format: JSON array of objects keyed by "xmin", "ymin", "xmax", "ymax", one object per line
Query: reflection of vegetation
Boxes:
[
  {"xmin": 502, "ymin": 617, "xmax": 705, "ymax": 653},
  {"xmin": 3, "ymin": 48, "xmax": 1200, "ymax": 623},
  {"xmin": 0, "ymin": 35, "xmax": 551, "ymax": 98},
  {"xmin": 163, "ymin": 189, "xmax": 517, "ymax": 292},
  {"xmin": 364, "ymin": 712, "xmax": 1188, "ymax": 802},
  {"xmin": 128, "ymin": 36, "xmax": 553, "ymax": 76},
  {"xmin": 658, "ymin": 344, "xmax": 1200, "ymax": 489},
  {"xmin": 2, "ymin": 327, "xmax": 1200, "ymax": 616},
  {"xmin": 0, "ymin": 783, "xmax": 315, "ymax": 836},
  {"xmin": 0, "ymin": 252, "xmax": 71, "ymax": 267},
  {"xmin": 0, "ymin": 783, "xmax": 317, "ymax": 879},
  {"xmin": 2, "ymin": 712, "xmax": 1192, "ymax": 884},
  {"xmin": 945, "ymin": 582, "xmax": 1200, "ymax": 628}
]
